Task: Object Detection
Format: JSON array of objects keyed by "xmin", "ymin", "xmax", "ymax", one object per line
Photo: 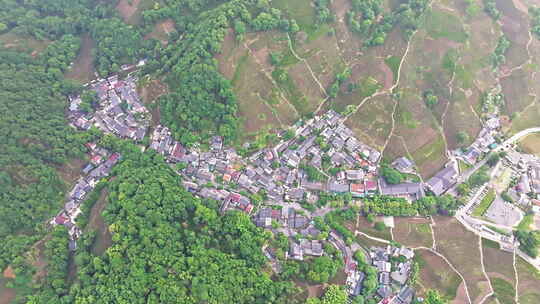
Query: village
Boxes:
[{"xmin": 51, "ymin": 73, "xmax": 540, "ymax": 303}]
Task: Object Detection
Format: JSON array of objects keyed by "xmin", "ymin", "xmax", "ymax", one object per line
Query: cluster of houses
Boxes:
[
  {"xmin": 68, "ymin": 74, "xmax": 149, "ymax": 141},
  {"xmin": 502, "ymin": 149, "xmax": 540, "ymax": 210},
  {"xmin": 345, "ymin": 245, "xmax": 415, "ymax": 304},
  {"xmin": 50, "ymin": 143, "xmax": 120, "ymax": 250},
  {"xmin": 371, "ymin": 246, "xmax": 415, "ymax": 304},
  {"xmin": 458, "ymin": 116, "xmax": 501, "ymax": 166}
]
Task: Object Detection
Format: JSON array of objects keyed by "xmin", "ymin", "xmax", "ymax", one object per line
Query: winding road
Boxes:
[{"xmin": 448, "ymin": 127, "xmax": 540, "ymax": 195}]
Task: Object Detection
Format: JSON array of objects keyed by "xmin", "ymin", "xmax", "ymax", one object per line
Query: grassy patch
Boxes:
[
  {"xmin": 472, "ymin": 189, "xmax": 495, "ymax": 217},
  {"xmin": 458, "ymin": 159, "xmax": 472, "ymax": 172},
  {"xmin": 358, "ymin": 76, "xmax": 383, "ymax": 99},
  {"xmin": 415, "ymin": 249, "xmax": 462, "ymax": 300},
  {"xmin": 520, "ymin": 293, "xmax": 540, "ymax": 304},
  {"xmin": 517, "ymin": 214, "xmax": 534, "ymax": 231},
  {"xmin": 491, "ymin": 278, "xmax": 515, "ymax": 304},
  {"xmin": 482, "ymin": 238, "xmax": 500, "ymax": 249},
  {"xmin": 411, "ymin": 133, "xmax": 446, "ymax": 170},
  {"xmin": 398, "ymin": 109, "xmax": 419, "ymax": 129},
  {"xmin": 393, "ymin": 218, "xmax": 433, "ymax": 248},
  {"xmin": 519, "ymin": 133, "xmax": 540, "ymax": 156},
  {"xmin": 232, "ymin": 53, "xmax": 249, "ymax": 85},
  {"xmin": 0, "ymin": 31, "xmax": 51, "ymax": 54},
  {"xmin": 385, "ymin": 55, "xmax": 401, "ymax": 82},
  {"xmin": 425, "ymin": 9, "xmax": 468, "ymax": 43},
  {"xmin": 271, "ymin": 0, "xmax": 316, "ymax": 35},
  {"xmin": 272, "ymin": 68, "xmax": 310, "ymax": 115}
]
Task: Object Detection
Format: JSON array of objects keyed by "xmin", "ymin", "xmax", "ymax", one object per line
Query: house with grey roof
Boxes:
[
  {"xmin": 328, "ymin": 181, "xmax": 349, "ymax": 193},
  {"xmin": 426, "ymin": 164, "xmax": 458, "ymax": 196},
  {"xmin": 379, "ymin": 178, "xmax": 425, "ymax": 201},
  {"xmin": 392, "ymin": 157, "xmax": 415, "ymax": 173}
]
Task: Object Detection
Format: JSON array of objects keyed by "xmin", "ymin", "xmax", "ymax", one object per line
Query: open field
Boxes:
[
  {"xmin": 65, "ymin": 34, "xmax": 95, "ymax": 84},
  {"xmin": 393, "ymin": 217, "xmax": 433, "ymax": 248},
  {"xmin": 415, "ymin": 249, "xmax": 463, "ymax": 301},
  {"xmin": 482, "ymin": 237, "xmax": 516, "ymax": 304},
  {"xmin": 0, "ymin": 32, "xmax": 50, "ymax": 56},
  {"xmin": 353, "ymin": 216, "xmax": 393, "ymax": 242},
  {"xmin": 433, "ymin": 216, "xmax": 490, "ymax": 303},
  {"xmin": 501, "ymin": 68, "xmax": 535, "ymax": 115},
  {"xmin": 345, "ymin": 94, "xmax": 395, "ymax": 149},
  {"xmin": 516, "ymin": 256, "xmax": 540, "ymax": 304},
  {"xmin": 518, "ymin": 133, "xmax": 540, "ymax": 156}
]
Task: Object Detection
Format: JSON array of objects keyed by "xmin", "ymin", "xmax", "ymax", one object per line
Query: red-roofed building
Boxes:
[
  {"xmin": 229, "ymin": 193, "xmax": 241, "ymax": 203},
  {"xmin": 350, "ymin": 183, "xmax": 366, "ymax": 197},
  {"xmin": 223, "ymin": 173, "xmax": 232, "ymax": 183},
  {"xmin": 365, "ymin": 180, "xmax": 378, "ymax": 195},
  {"xmin": 170, "ymin": 142, "xmax": 186, "ymax": 162},
  {"xmin": 55, "ymin": 214, "xmax": 69, "ymax": 225},
  {"xmin": 90, "ymin": 154, "xmax": 103, "ymax": 165}
]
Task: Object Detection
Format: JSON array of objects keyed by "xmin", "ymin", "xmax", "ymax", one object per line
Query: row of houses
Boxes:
[
  {"xmin": 459, "ymin": 116, "xmax": 500, "ymax": 166},
  {"xmin": 50, "ymin": 144, "xmax": 120, "ymax": 250}
]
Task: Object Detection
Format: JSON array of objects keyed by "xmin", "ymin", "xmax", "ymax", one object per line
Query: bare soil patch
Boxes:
[
  {"xmin": 116, "ymin": 0, "xmax": 141, "ymax": 23},
  {"xmin": 88, "ymin": 189, "xmax": 113, "ymax": 256},
  {"xmin": 0, "ymin": 277, "xmax": 15, "ymax": 304},
  {"xmin": 145, "ymin": 19, "xmax": 176, "ymax": 45},
  {"xmin": 496, "ymin": 0, "xmax": 530, "ymax": 69},
  {"xmin": 65, "ymin": 34, "xmax": 96, "ymax": 84},
  {"xmin": 56, "ymin": 158, "xmax": 86, "ymax": 188}
]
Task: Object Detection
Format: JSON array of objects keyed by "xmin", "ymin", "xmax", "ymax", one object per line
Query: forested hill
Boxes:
[{"xmin": 60, "ymin": 147, "xmax": 294, "ymax": 303}]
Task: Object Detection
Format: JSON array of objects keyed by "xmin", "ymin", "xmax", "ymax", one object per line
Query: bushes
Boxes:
[{"xmin": 380, "ymin": 165, "xmax": 404, "ymax": 184}]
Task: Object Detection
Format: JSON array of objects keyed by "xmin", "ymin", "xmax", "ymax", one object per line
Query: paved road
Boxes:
[{"xmin": 448, "ymin": 127, "xmax": 540, "ymax": 195}]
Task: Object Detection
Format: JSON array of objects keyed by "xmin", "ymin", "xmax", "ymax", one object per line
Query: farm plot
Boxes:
[
  {"xmin": 482, "ymin": 238, "xmax": 516, "ymax": 304},
  {"xmin": 509, "ymin": 103, "xmax": 540, "ymax": 134},
  {"xmin": 432, "ymin": 216, "xmax": 491, "ymax": 303},
  {"xmin": 516, "ymin": 257, "xmax": 540, "ymax": 304},
  {"xmin": 414, "ymin": 249, "xmax": 463, "ymax": 302},
  {"xmin": 443, "ymin": 90, "xmax": 482, "ymax": 149},
  {"xmin": 217, "ymin": 30, "xmax": 299, "ymax": 137},
  {"xmin": 501, "ymin": 67, "xmax": 536, "ymax": 115},
  {"xmin": 345, "ymin": 93, "xmax": 395, "ymax": 149},
  {"xmin": 355, "ymin": 216, "xmax": 393, "ymax": 242},
  {"xmin": 393, "ymin": 217, "xmax": 433, "ymax": 248},
  {"xmin": 495, "ymin": 0, "xmax": 531, "ymax": 69}
]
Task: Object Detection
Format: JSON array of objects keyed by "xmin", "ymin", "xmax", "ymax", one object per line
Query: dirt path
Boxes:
[
  {"xmin": 355, "ymin": 230, "xmax": 391, "ymax": 244},
  {"xmin": 381, "ymin": 97, "xmax": 399, "ymax": 155},
  {"xmin": 513, "ymin": 249, "xmax": 520, "ymax": 303},
  {"xmin": 414, "ymin": 246, "xmax": 473, "ymax": 304},
  {"xmin": 243, "ymin": 41, "xmax": 300, "ymax": 121},
  {"xmin": 286, "ymin": 34, "xmax": 328, "ymax": 98},
  {"xmin": 478, "ymin": 237, "xmax": 498, "ymax": 304}
]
